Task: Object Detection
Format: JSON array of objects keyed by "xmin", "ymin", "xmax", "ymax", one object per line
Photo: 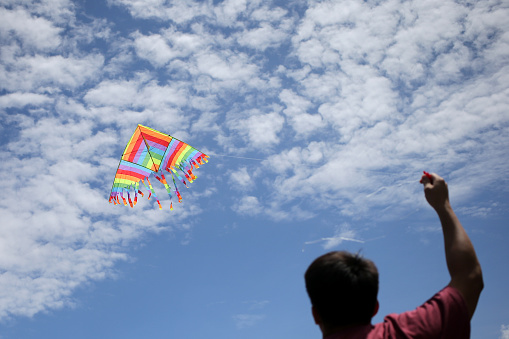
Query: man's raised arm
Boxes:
[{"xmin": 420, "ymin": 173, "xmax": 484, "ymax": 318}]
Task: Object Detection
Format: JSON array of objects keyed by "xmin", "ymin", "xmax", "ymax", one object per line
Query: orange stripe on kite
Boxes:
[
  {"xmin": 170, "ymin": 144, "xmax": 191, "ymax": 169},
  {"xmin": 175, "ymin": 145, "xmax": 193, "ymax": 167},
  {"xmin": 167, "ymin": 141, "xmax": 184, "ymax": 168},
  {"xmin": 122, "ymin": 127, "xmax": 142, "ymax": 160},
  {"xmin": 126, "ymin": 135, "xmax": 144, "ymax": 163},
  {"xmin": 139, "ymin": 125, "xmax": 173, "ymax": 143},
  {"xmin": 140, "ymin": 130, "xmax": 172, "ymax": 146}
]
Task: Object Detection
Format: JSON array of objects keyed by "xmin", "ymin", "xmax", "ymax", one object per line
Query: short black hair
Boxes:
[{"xmin": 305, "ymin": 251, "xmax": 379, "ymax": 327}]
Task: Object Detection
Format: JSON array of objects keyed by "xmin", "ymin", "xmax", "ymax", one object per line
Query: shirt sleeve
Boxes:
[{"xmin": 380, "ymin": 286, "xmax": 470, "ymax": 339}]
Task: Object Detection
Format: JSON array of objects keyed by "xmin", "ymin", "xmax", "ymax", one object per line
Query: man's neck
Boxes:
[{"xmin": 322, "ymin": 322, "xmax": 371, "ymax": 338}]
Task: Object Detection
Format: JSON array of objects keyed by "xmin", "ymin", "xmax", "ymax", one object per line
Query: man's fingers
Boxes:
[{"xmin": 420, "ymin": 174, "xmax": 432, "ymax": 186}]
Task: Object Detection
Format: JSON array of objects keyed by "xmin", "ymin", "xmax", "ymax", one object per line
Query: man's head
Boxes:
[{"xmin": 305, "ymin": 251, "xmax": 379, "ymax": 330}]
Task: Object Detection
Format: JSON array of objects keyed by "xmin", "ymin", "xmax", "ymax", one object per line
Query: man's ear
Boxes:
[
  {"xmin": 372, "ymin": 300, "xmax": 379, "ymax": 317},
  {"xmin": 312, "ymin": 306, "xmax": 322, "ymax": 325}
]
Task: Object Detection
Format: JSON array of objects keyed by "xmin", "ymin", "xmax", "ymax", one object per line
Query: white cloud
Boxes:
[
  {"xmin": 195, "ymin": 51, "xmax": 259, "ymax": 83},
  {"xmin": 265, "ymin": 141, "xmax": 325, "ymax": 174},
  {"xmin": 323, "ymin": 223, "xmax": 362, "ymax": 250},
  {"xmin": 107, "ymin": 0, "xmax": 169, "ymax": 19},
  {"xmin": 304, "ymin": 223, "xmax": 365, "ymax": 250},
  {"xmin": 294, "ymin": 38, "xmax": 330, "ymax": 68},
  {"xmin": 214, "ymin": 0, "xmax": 248, "ymax": 26},
  {"xmin": 290, "ymin": 113, "xmax": 324, "ymax": 136},
  {"xmin": 108, "ymin": 0, "xmax": 211, "ymax": 23},
  {"xmin": 133, "ymin": 33, "xmax": 176, "ymax": 67},
  {"xmin": 229, "ymin": 111, "xmax": 285, "ymax": 150},
  {"xmin": 229, "ymin": 167, "xmax": 254, "ymax": 191},
  {"xmin": 84, "ymin": 76, "xmax": 189, "ymax": 114},
  {"xmin": 279, "ymin": 89, "xmax": 324, "ymax": 136},
  {"xmin": 5, "ymin": 0, "xmax": 76, "ymax": 24},
  {"xmin": 131, "ymin": 29, "xmax": 209, "ymax": 69},
  {"xmin": 0, "ymin": 92, "xmax": 53, "ymax": 108},
  {"xmin": 501, "ymin": 325, "xmax": 509, "ymax": 339},
  {"xmin": 250, "ymin": 5, "xmax": 287, "ymax": 22},
  {"xmin": 233, "ymin": 196, "xmax": 261, "ymax": 216},
  {"xmin": 191, "ymin": 111, "xmax": 221, "ymax": 134},
  {"xmin": 163, "ymin": 29, "xmax": 206, "ymax": 57},
  {"xmin": 236, "ymin": 20, "xmax": 291, "ymax": 51},
  {"xmin": 84, "ymin": 78, "xmax": 139, "ymax": 107},
  {"xmin": 0, "ymin": 8, "xmax": 62, "ymax": 50},
  {"xmin": 0, "ymin": 54, "xmax": 104, "ymax": 92}
]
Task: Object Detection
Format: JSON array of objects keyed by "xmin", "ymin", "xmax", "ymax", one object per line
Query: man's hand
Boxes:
[
  {"xmin": 420, "ymin": 172, "xmax": 483, "ymax": 319},
  {"xmin": 420, "ymin": 173, "xmax": 450, "ymax": 212}
]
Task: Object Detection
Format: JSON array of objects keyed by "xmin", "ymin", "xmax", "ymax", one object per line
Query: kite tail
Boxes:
[
  {"xmin": 177, "ymin": 164, "xmax": 193, "ymax": 184},
  {"xmin": 139, "ymin": 178, "xmax": 151, "ymax": 200},
  {"xmin": 188, "ymin": 169, "xmax": 196, "ymax": 181},
  {"xmin": 189, "ymin": 159, "xmax": 199, "ymax": 180},
  {"xmin": 120, "ymin": 190, "xmax": 128, "ymax": 206},
  {"xmin": 183, "ymin": 161, "xmax": 197, "ymax": 182},
  {"xmin": 127, "ymin": 191, "xmax": 133, "ymax": 208},
  {"xmin": 141, "ymin": 178, "xmax": 151, "ymax": 199},
  {"xmin": 161, "ymin": 173, "xmax": 174, "ymax": 209},
  {"xmin": 133, "ymin": 189, "xmax": 138, "ymax": 206},
  {"xmin": 170, "ymin": 172, "xmax": 183, "ymax": 203},
  {"xmin": 169, "ymin": 167, "xmax": 188, "ymax": 188},
  {"xmin": 156, "ymin": 174, "xmax": 174, "ymax": 210},
  {"xmin": 156, "ymin": 174, "xmax": 173, "ymax": 199},
  {"xmin": 145, "ymin": 178, "xmax": 162, "ymax": 210},
  {"xmin": 110, "ymin": 194, "xmax": 120, "ymax": 205}
]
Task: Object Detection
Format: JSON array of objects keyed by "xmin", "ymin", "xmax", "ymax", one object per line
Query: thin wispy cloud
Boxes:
[{"xmin": 304, "ymin": 223, "xmax": 364, "ymax": 250}]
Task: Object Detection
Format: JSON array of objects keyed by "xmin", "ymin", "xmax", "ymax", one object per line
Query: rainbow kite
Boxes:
[{"xmin": 109, "ymin": 124, "xmax": 209, "ymax": 210}]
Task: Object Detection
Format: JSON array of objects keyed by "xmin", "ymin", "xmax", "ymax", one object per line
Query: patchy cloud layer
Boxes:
[{"xmin": 1, "ymin": 0, "xmax": 508, "ymax": 321}]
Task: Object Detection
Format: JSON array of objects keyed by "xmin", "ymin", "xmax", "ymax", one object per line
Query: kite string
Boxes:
[{"xmin": 207, "ymin": 152, "xmax": 264, "ymax": 161}]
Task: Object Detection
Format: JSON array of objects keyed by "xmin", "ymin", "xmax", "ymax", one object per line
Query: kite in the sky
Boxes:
[{"xmin": 109, "ymin": 124, "xmax": 209, "ymax": 210}]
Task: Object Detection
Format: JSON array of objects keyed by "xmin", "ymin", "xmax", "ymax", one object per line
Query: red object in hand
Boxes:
[{"xmin": 423, "ymin": 171, "xmax": 433, "ymax": 183}]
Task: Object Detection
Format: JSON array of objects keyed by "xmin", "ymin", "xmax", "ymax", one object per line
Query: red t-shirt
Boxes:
[{"xmin": 324, "ymin": 286, "xmax": 470, "ymax": 339}]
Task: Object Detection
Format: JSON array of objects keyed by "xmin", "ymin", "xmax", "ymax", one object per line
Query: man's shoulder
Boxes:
[
  {"xmin": 325, "ymin": 288, "xmax": 470, "ymax": 339},
  {"xmin": 371, "ymin": 286, "xmax": 470, "ymax": 338}
]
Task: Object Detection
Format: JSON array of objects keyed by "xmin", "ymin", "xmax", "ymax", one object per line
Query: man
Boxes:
[{"xmin": 305, "ymin": 173, "xmax": 483, "ymax": 338}]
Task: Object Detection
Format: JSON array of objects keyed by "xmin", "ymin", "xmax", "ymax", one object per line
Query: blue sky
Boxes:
[{"xmin": 1, "ymin": 0, "xmax": 508, "ymax": 338}]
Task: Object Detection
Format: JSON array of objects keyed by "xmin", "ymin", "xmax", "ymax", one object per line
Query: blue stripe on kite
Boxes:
[
  {"xmin": 133, "ymin": 146, "xmax": 149, "ymax": 164},
  {"xmin": 187, "ymin": 150, "xmax": 198, "ymax": 160},
  {"xmin": 148, "ymin": 147, "xmax": 165, "ymax": 156}
]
